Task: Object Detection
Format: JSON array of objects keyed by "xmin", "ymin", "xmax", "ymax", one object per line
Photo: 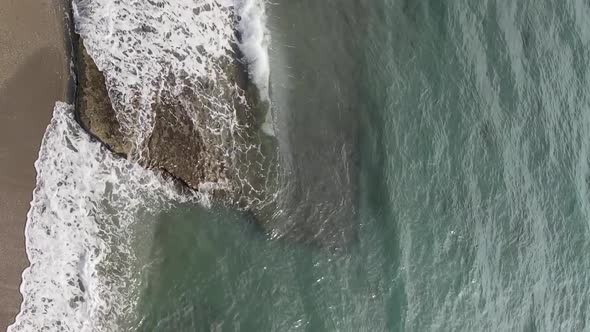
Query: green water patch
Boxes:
[{"xmin": 134, "ymin": 203, "xmax": 394, "ymax": 331}]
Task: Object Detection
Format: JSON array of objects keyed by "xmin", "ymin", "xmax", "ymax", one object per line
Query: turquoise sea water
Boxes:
[{"xmin": 136, "ymin": 0, "xmax": 590, "ymax": 330}]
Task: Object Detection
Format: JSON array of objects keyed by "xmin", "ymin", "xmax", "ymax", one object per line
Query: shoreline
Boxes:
[{"xmin": 0, "ymin": 0, "xmax": 71, "ymax": 329}]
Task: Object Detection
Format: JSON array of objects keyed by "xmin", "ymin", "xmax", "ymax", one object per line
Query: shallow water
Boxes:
[{"xmin": 12, "ymin": 0, "xmax": 590, "ymax": 331}]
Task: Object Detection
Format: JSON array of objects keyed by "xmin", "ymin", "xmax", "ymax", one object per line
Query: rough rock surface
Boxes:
[
  {"xmin": 74, "ymin": 40, "xmax": 130, "ymax": 156},
  {"xmin": 73, "ymin": 31, "xmax": 274, "ymax": 208}
]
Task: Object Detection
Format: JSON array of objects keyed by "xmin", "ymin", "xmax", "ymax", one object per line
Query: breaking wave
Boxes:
[{"xmin": 9, "ymin": 103, "xmax": 199, "ymax": 331}]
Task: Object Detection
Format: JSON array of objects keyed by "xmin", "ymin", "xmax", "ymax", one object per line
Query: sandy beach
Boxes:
[{"xmin": 0, "ymin": 0, "xmax": 70, "ymax": 329}]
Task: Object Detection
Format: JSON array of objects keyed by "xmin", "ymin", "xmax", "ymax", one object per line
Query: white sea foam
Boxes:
[
  {"xmin": 8, "ymin": 103, "xmax": 198, "ymax": 332},
  {"xmin": 235, "ymin": 0, "xmax": 275, "ymax": 135},
  {"xmin": 72, "ymin": 0, "xmax": 235, "ymax": 148},
  {"xmin": 72, "ymin": 0, "xmax": 274, "ymax": 149},
  {"xmin": 235, "ymin": 0, "xmax": 271, "ymax": 100}
]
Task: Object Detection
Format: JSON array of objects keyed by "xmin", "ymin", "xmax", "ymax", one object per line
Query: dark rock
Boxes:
[
  {"xmin": 145, "ymin": 87, "xmax": 225, "ymax": 191},
  {"xmin": 72, "ymin": 31, "xmax": 276, "ymax": 209},
  {"xmin": 74, "ymin": 39, "xmax": 130, "ymax": 156}
]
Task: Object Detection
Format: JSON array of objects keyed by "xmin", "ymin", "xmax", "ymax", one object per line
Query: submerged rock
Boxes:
[
  {"xmin": 69, "ymin": 3, "xmax": 352, "ymax": 250},
  {"xmin": 72, "ymin": 34, "xmax": 354, "ymax": 250}
]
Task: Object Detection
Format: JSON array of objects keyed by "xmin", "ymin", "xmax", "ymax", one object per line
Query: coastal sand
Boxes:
[{"xmin": 0, "ymin": 0, "xmax": 69, "ymax": 329}]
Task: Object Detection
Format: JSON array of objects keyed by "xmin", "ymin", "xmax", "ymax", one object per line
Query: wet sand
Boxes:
[{"xmin": 0, "ymin": 0, "xmax": 70, "ymax": 329}]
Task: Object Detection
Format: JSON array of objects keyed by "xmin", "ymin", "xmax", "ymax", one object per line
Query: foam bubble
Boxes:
[{"xmin": 9, "ymin": 103, "xmax": 199, "ymax": 332}]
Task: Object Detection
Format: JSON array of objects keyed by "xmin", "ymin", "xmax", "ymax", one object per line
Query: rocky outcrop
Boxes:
[
  {"xmin": 72, "ymin": 29, "xmax": 276, "ymax": 210},
  {"xmin": 67, "ymin": 1, "xmax": 359, "ymax": 252},
  {"xmin": 71, "ymin": 33, "xmax": 356, "ymax": 251}
]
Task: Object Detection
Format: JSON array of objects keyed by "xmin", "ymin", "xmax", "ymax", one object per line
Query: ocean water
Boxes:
[{"xmin": 10, "ymin": 0, "xmax": 590, "ymax": 331}]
